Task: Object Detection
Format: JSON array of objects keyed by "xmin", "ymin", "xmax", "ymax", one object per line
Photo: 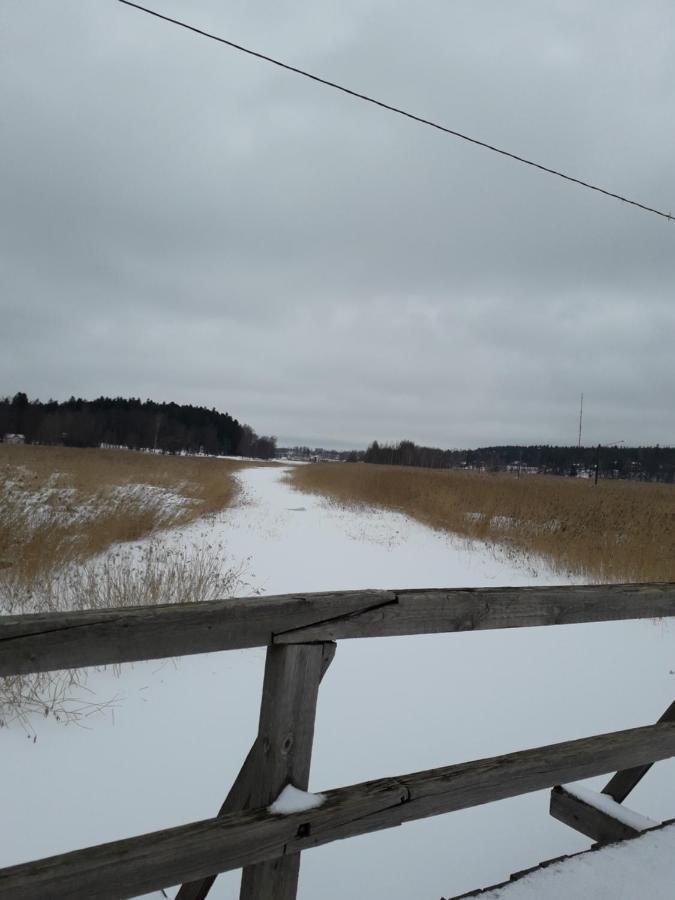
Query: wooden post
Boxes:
[
  {"xmin": 177, "ymin": 642, "xmax": 335, "ymax": 900},
  {"xmin": 239, "ymin": 641, "xmax": 333, "ymax": 900}
]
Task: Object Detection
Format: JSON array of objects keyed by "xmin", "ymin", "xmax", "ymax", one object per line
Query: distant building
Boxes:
[{"xmin": 3, "ymin": 433, "xmax": 25, "ymax": 444}]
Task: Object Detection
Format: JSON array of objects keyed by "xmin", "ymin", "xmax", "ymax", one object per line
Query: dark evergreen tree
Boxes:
[{"xmin": 0, "ymin": 393, "xmax": 276, "ymax": 460}]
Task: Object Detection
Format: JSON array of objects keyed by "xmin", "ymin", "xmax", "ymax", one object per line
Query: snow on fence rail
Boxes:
[{"xmin": 1, "ymin": 582, "xmax": 675, "ymax": 900}]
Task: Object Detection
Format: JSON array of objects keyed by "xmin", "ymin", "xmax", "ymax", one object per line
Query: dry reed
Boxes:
[
  {"xmin": 0, "ymin": 443, "xmax": 252, "ymax": 583},
  {"xmin": 0, "ymin": 444, "xmax": 261, "ymax": 730},
  {"xmin": 290, "ymin": 463, "xmax": 675, "ymax": 583},
  {"xmin": 0, "ymin": 541, "xmax": 247, "ymax": 731}
]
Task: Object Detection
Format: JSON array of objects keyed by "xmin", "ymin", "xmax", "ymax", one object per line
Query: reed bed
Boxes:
[
  {"xmin": 290, "ymin": 463, "xmax": 675, "ymax": 583},
  {"xmin": 0, "ymin": 443, "xmax": 259, "ymax": 730},
  {"xmin": 0, "ymin": 443, "xmax": 250, "ymax": 584}
]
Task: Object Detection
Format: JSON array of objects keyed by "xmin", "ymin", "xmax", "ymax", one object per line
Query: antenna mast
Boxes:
[{"xmin": 577, "ymin": 393, "xmax": 584, "ymax": 448}]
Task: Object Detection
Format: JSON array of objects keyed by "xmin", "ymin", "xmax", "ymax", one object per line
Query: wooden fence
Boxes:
[{"xmin": 1, "ymin": 582, "xmax": 675, "ymax": 899}]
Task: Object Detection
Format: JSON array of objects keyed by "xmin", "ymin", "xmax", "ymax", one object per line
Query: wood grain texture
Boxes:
[
  {"xmin": 239, "ymin": 642, "xmax": 330, "ymax": 900},
  {"xmin": 549, "ymin": 786, "xmax": 643, "ymax": 843},
  {"xmin": 274, "ymin": 583, "xmax": 675, "ymax": 643},
  {"xmin": 3, "ymin": 722, "xmax": 675, "ymax": 900},
  {"xmin": 2, "ymin": 584, "xmax": 674, "ymax": 676},
  {"xmin": 602, "ymin": 699, "xmax": 675, "ymax": 803},
  {"xmin": 177, "ymin": 642, "xmax": 335, "ymax": 900},
  {"xmin": 0, "ymin": 591, "xmax": 390, "ymax": 676}
]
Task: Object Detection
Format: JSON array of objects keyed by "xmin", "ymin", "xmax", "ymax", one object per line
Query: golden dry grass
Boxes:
[
  {"xmin": 0, "ymin": 443, "xmax": 258, "ymax": 584},
  {"xmin": 0, "ymin": 443, "xmax": 264, "ymax": 729},
  {"xmin": 290, "ymin": 463, "xmax": 675, "ymax": 582}
]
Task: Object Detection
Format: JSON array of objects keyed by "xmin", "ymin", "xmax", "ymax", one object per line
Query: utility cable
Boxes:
[{"xmin": 118, "ymin": 0, "xmax": 673, "ymax": 223}]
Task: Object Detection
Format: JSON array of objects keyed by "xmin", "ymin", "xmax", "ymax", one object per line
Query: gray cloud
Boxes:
[{"xmin": 1, "ymin": 0, "xmax": 674, "ymax": 448}]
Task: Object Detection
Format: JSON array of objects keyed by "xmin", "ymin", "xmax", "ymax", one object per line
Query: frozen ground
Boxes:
[{"xmin": 3, "ymin": 466, "xmax": 675, "ymax": 898}]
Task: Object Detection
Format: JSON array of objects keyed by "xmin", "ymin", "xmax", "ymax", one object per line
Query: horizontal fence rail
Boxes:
[
  {"xmin": 4, "ymin": 582, "xmax": 675, "ymax": 899},
  {"xmin": 2, "ymin": 582, "xmax": 675, "ymax": 676},
  {"xmin": 3, "ymin": 722, "xmax": 675, "ymax": 900}
]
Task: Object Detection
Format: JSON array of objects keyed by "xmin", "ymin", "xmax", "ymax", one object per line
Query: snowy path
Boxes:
[
  {"xmin": 3, "ymin": 466, "xmax": 675, "ymax": 899},
  {"xmin": 216, "ymin": 464, "xmax": 576, "ymax": 595}
]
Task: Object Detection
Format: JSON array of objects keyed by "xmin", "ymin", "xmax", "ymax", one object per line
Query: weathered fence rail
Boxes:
[
  {"xmin": 2, "ymin": 582, "xmax": 674, "ymax": 899},
  {"xmin": 2, "ymin": 582, "xmax": 674, "ymax": 676},
  {"xmin": 2, "ymin": 722, "xmax": 675, "ymax": 900}
]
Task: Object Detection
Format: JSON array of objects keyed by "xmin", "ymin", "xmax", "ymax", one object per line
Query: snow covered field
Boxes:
[{"xmin": 3, "ymin": 466, "xmax": 675, "ymax": 898}]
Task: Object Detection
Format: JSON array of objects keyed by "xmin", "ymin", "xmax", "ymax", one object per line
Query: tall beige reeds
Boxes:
[
  {"xmin": 0, "ymin": 443, "xmax": 259, "ymax": 731},
  {"xmin": 289, "ymin": 463, "xmax": 675, "ymax": 583}
]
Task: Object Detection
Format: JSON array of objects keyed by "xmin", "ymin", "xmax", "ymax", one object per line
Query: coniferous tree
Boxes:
[{"xmin": 0, "ymin": 393, "xmax": 276, "ymax": 460}]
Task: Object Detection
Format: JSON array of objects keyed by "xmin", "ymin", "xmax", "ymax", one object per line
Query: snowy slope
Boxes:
[
  {"xmin": 462, "ymin": 822, "xmax": 675, "ymax": 900},
  {"xmin": 3, "ymin": 466, "xmax": 674, "ymax": 899}
]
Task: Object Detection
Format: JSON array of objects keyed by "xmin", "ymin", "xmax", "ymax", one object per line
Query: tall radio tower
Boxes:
[{"xmin": 577, "ymin": 393, "xmax": 584, "ymax": 448}]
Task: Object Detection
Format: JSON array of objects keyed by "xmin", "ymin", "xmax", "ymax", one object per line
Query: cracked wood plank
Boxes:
[
  {"xmin": 3, "ymin": 722, "xmax": 675, "ymax": 900},
  {"xmin": 2, "ymin": 584, "xmax": 675, "ymax": 677},
  {"xmin": 274, "ymin": 583, "xmax": 675, "ymax": 643},
  {"xmin": 0, "ymin": 591, "xmax": 392, "ymax": 676}
]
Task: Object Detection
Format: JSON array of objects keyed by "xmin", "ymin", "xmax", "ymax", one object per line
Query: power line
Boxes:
[{"xmin": 119, "ymin": 0, "xmax": 673, "ymax": 223}]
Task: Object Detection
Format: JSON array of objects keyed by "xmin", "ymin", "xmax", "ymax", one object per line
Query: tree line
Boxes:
[
  {"xmin": 364, "ymin": 440, "xmax": 675, "ymax": 483},
  {"xmin": 0, "ymin": 392, "xmax": 276, "ymax": 459}
]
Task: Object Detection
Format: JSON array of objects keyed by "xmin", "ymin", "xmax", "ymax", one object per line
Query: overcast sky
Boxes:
[{"xmin": 1, "ymin": 1, "xmax": 673, "ymax": 449}]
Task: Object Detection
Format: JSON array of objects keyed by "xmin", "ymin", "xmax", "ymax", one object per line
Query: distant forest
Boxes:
[
  {"xmin": 364, "ymin": 440, "xmax": 675, "ymax": 483},
  {"xmin": 0, "ymin": 392, "xmax": 276, "ymax": 459}
]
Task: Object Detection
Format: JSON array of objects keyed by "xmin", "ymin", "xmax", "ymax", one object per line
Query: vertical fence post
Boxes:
[{"xmin": 239, "ymin": 641, "xmax": 334, "ymax": 900}]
